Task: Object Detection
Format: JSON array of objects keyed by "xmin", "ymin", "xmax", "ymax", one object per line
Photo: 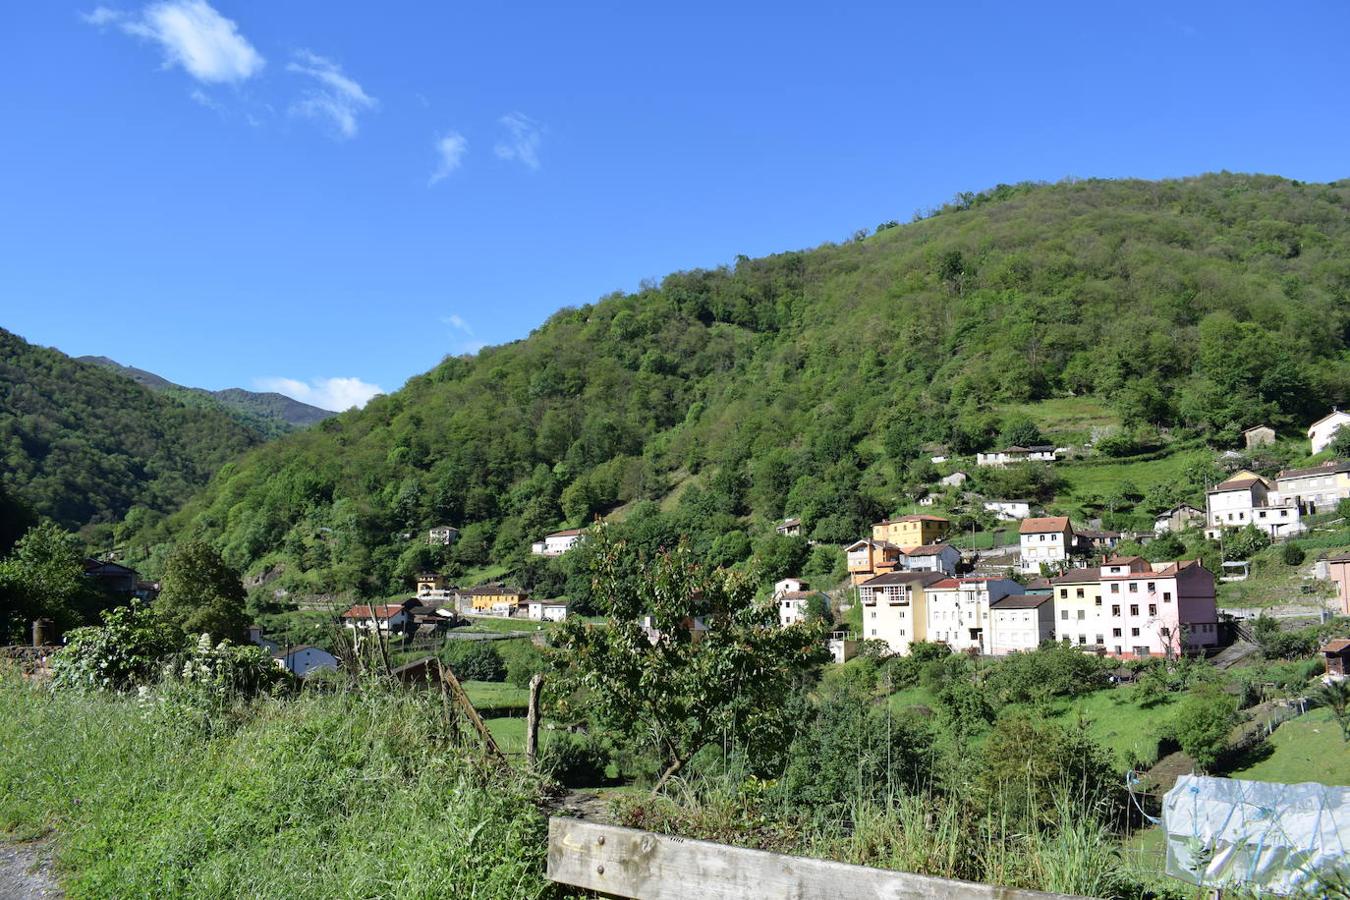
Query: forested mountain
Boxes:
[
  {"xmin": 0, "ymin": 330, "xmax": 263, "ymax": 534},
  {"xmin": 123, "ymin": 174, "xmax": 1350, "ymax": 597},
  {"xmin": 78, "ymin": 356, "xmax": 334, "ymax": 438}
]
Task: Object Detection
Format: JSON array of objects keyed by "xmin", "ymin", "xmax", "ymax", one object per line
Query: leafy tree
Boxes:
[
  {"xmin": 1313, "ymin": 679, "xmax": 1350, "ymax": 742},
  {"xmin": 999, "ymin": 416, "xmax": 1044, "ymax": 448},
  {"xmin": 0, "ymin": 521, "xmax": 98, "ymax": 639},
  {"xmin": 1331, "ymin": 426, "xmax": 1350, "ymax": 457},
  {"xmin": 551, "ymin": 527, "xmax": 828, "ymax": 791},
  {"xmin": 154, "ymin": 540, "xmax": 249, "ymax": 642},
  {"xmin": 1146, "ymin": 532, "xmax": 1186, "ymax": 562},
  {"xmin": 1221, "ymin": 525, "xmax": 1272, "ymax": 561},
  {"xmin": 1171, "ymin": 685, "xmax": 1237, "ymax": 772},
  {"xmin": 50, "ymin": 601, "xmax": 186, "ymax": 692}
]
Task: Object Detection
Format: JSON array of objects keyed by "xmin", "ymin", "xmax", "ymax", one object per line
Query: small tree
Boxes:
[
  {"xmin": 1222, "ymin": 525, "xmax": 1272, "ymax": 561},
  {"xmin": 551, "ymin": 526, "xmax": 829, "ymax": 792},
  {"xmin": 1314, "ymin": 679, "xmax": 1350, "ymax": 742},
  {"xmin": 1172, "ymin": 685, "xmax": 1237, "ymax": 772},
  {"xmin": 154, "ymin": 540, "xmax": 249, "ymax": 642},
  {"xmin": 0, "ymin": 521, "xmax": 98, "ymax": 639}
]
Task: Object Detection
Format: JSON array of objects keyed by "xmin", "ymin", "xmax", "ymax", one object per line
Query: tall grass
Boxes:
[{"xmin": 0, "ymin": 674, "xmax": 557, "ymax": 898}]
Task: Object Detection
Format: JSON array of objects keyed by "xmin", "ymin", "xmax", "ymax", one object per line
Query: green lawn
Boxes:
[
  {"xmin": 1003, "ymin": 397, "xmax": 1121, "ymax": 444},
  {"xmin": 463, "ymin": 680, "xmax": 528, "ymax": 709},
  {"xmin": 456, "ymin": 615, "xmax": 545, "ymax": 634},
  {"xmin": 1037, "ymin": 685, "xmax": 1177, "ymax": 769},
  {"xmin": 1224, "ymin": 708, "xmax": 1350, "ymax": 785},
  {"xmin": 486, "ymin": 716, "xmax": 527, "ymax": 753},
  {"xmin": 1055, "ymin": 449, "xmax": 1209, "ymax": 504}
]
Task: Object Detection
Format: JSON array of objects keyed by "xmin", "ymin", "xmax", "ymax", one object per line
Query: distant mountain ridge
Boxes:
[{"xmin": 77, "ymin": 356, "xmax": 334, "ymax": 438}]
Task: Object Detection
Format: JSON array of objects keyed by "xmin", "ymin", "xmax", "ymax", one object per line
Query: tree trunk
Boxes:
[{"xmin": 651, "ymin": 751, "xmax": 691, "ymax": 795}]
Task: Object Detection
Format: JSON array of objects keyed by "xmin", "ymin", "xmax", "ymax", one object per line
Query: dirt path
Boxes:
[{"xmin": 0, "ymin": 838, "xmax": 61, "ymax": 900}]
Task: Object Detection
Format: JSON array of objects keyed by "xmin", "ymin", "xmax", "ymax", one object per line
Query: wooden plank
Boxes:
[
  {"xmin": 525, "ymin": 673, "xmax": 544, "ymax": 768},
  {"xmin": 547, "ymin": 818, "xmax": 1082, "ymax": 900},
  {"xmin": 439, "ymin": 660, "xmax": 505, "ymax": 763}
]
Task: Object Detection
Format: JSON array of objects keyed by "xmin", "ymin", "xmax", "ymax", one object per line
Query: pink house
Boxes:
[
  {"xmin": 1050, "ymin": 556, "xmax": 1221, "ymax": 658},
  {"xmin": 1327, "ymin": 553, "xmax": 1350, "ymax": 616}
]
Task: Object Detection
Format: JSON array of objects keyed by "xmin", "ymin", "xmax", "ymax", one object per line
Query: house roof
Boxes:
[
  {"xmin": 905, "ymin": 544, "xmax": 956, "ymax": 556},
  {"xmin": 1278, "ymin": 460, "xmax": 1350, "ymax": 480},
  {"xmin": 273, "ymin": 644, "xmax": 328, "ymax": 658},
  {"xmin": 846, "ymin": 538, "xmax": 901, "ymax": 552},
  {"xmin": 995, "ymin": 445, "xmax": 1055, "ymax": 454},
  {"xmin": 859, "ymin": 571, "xmax": 946, "ymax": 588},
  {"xmin": 1213, "ymin": 471, "xmax": 1268, "ymax": 491},
  {"xmin": 1019, "ymin": 516, "xmax": 1071, "ymax": 535},
  {"xmin": 990, "ymin": 594, "xmax": 1052, "ymax": 610},
  {"xmin": 1077, "ymin": 528, "xmax": 1122, "ymax": 540},
  {"xmin": 924, "ymin": 575, "xmax": 1007, "ymax": 590},
  {"xmin": 778, "ymin": 591, "xmax": 823, "ymax": 602},
  {"xmin": 875, "ymin": 515, "xmax": 950, "ymax": 525},
  {"xmin": 1308, "ymin": 409, "xmax": 1350, "ymax": 434},
  {"xmin": 530, "ymin": 598, "xmax": 569, "ymax": 607},
  {"xmin": 341, "ymin": 604, "xmax": 406, "ymax": 620},
  {"xmin": 1322, "ymin": 639, "xmax": 1350, "ymax": 654},
  {"xmin": 778, "ymin": 517, "xmax": 801, "ymax": 527},
  {"xmin": 546, "ymin": 528, "xmax": 584, "ymax": 538},
  {"xmin": 1242, "ymin": 425, "xmax": 1274, "ymax": 435},
  {"xmin": 1327, "ymin": 552, "xmax": 1350, "ymax": 564},
  {"xmin": 459, "ymin": 583, "xmax": 525, "ymax": 596},
  {"xmin": 1158, "ymin": 504, "xmax": 1203, "ymax": 517},
  {"xmin": 83, "ymin": 558, "xmax": 139, "ymax": 576}
]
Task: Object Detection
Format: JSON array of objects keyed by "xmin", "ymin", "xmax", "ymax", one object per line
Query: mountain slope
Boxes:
[
  {"xmin": 0, "ymin": 330, "xmax": 263, "ymax": 533},
  {"xmin": 78, "ymin": 356, "xmax": 334, "ymax": 438},
  {"xmin": 126, "ymin": 174, "xmax": 1350, "ymax": 595}
]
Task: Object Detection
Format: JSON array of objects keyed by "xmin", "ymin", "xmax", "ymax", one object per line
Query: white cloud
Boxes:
[
  {"xmin": 440, "ymin": 314, "xmax": 486, "ymax": 354},
  {"xmin": 286, "ymin": 49, "xmax": 375, "ymax": 139},
  {"xmin": 85, "ymin": 1, "xmax": 264, "ymax": 84},
  {"xmin": 253, "ymin": 376, "xmax": 384, "ymax": 412},
  {"xmin": 494, "ymin": 111, "xmax": 543, "ymax": 170},
  {"xmin": 429, "ymin": 131, "xmax": 468, "ymax": 185}
]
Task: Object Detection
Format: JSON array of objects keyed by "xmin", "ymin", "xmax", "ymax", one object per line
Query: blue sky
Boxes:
[{"xmin": 2, "ymin": 2, "xmax": 1348, "ymax": 410}]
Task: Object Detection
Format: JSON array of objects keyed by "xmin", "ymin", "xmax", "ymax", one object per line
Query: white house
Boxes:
[
  {"xmin": 901, "ymin": 543, "xmax": 961, "ymax": 576},
  {"xmin": 776, "ymin": 591, "xmax": 826, "ymax": 627},
  {"xmin": 918, "ymin": 495, "xmax": 938, "ymax": 507},
  {"xmin": 1308, "ymin": 409, "xmax": 1350, "ymax": 455},
  {"xmin": 1204, "ymin": 470, "xmax": 1305, "ymax": 540},
  {"xmin": 775, "ymin": 517, "xmax": 802, "ymax": 537},
  {"xmin": 923, "ymin": 576, "xmax": 1022, "ymax": 654},
  {"xmin": 939, "ymin": 471, "xmax": 968, "ymax": 488},
  {"xmin": 858, "ymin": 571, "xmax": 945, "ymax": 655},
  {"xmin": 273, "ymin": 645, "xmax": 339, "ymax": 677},
  {"xmin": 1018, "ymin": 517, "xmax": 1074, "ymax": 574},
  {"xmin": 984, "ymin": 499, "xmax": 1032, "ymax": 521},
  {"xmin": 340, "ymin": 603, "xmax": 413, "ymax": 633},
  {"xmin": 427, "ymin": 525, "xmax": 460, "ymax": 546},
  {"xmin": 531, "ymin": 529, "xmax": 586, "ymax": 556},
  {"xmin": 526, "ymin": 599, "xmax": 569, "ymax": 622},
  {"xmin": 988, "ymin": 594, "xmax": 1055, "ymax": 655},
  {"xmin": 246, "ymin": 624, "xmax": 279, "ymax": 654},
  {"xmin": 774, "ymin": 577, "xmax": 808, "ymax": 596},
  {"xmin": 976, "ymin": 446, "xmax": 1059, "ymax": 467}
]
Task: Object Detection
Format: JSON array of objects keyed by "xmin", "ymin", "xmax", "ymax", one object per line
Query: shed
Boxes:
[{"xmin": 1322, "ymin": 638, "xmax": 1350, "ymax": 679}]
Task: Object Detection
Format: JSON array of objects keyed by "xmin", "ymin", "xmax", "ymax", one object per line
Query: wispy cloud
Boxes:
[
  {"xmin": 286, "ymin": 49, "xmax": 375, "ymax": 139},
  {"xmin": 84, "ymin": 1, "xmax": 264, "ymax": 84},
  {"xmin": 253, "ymin": 376, "xmax": 384, "ymax": 411},
  {"xmin": 440, "ymin": 314, "xmax": 486, "ymax": 355},
  {"xmin": 429, "ymin": 131, "xmax": 468, "ymax": 185},
  {"xmin": 494, "ymin": 111, "xmax": 543, "ymax": 170}
]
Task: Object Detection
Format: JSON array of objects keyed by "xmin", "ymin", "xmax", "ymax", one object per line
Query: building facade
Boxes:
[
  {"xmin": 846, "ymin": 539, "xmax": 903, "ymax": 585},
  {"xmin": 984, "ymin": 500, "xmax": 1032, "ymax": 520},
  {"xmin": 1308, "ymin": 410, "xmax": 1350, "ymax": 455},
  {"xmin": 871, "ymin": 515, "xmax": 951, "ymax": 549},
  {"xmin": 1273, "ymin": 461, "xmax": 1350, "ymax": 512},
  {"xmin": 1018, "ymin": 516, "xmax": 1074, "ymax": 574},
  {"xmin": 857, "ymin": 571, "xmax": 943, "ymax": 655},
  {"xmin": 532, "ymin": 529, "xmax": 586, "ymax": 556},
  {"xmin": 976, "ymin": 446, "xmax": 1059, "ymax": 467},
  {"xmin": 988, "ymin": 594, "xmax": 1055, "ymax": 655},
  {"xmin": 923, "ymin": 576, "xmax": 1022, "ymax": 654},
  {"xmin": 1204, "ymin": 470, "xmax": 1304, "ymax": 540}
]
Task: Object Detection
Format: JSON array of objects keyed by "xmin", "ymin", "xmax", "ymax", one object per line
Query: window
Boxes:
[
  {"xmin": 1075, "ymin": 588, "xmax": 1084, "ymax": 598},
  {"xmin": 1148, "ymin": 604, "xmax": 1157, "ymax": 616},
  {"xmin": 1095, "ymin": 634, "xmax": 1104, "ymax": 645},
  {"xmin": 1076, "ymin": 610, "xmax": 1085, "ymax": 620},
  {"xmin": 1112, "ymin": 604, "xmax": 1121, "ymax": 616},
  {"xmin": 1112, "ymin": 628, "xmax": 1122, "ymax": 638},
  {"xmin": 871, "ymin": 628, "xmax": 877, "ymax": 636},
  {"xmin": 1163, "ymin": 592, "xmax": 1172, "ymax": 602},
  {"xmin": 1059, "ymin": 588, "xmax": 1068, "ymax": 598},
  {"xmin": 1130, "ymin": 627, "xmax": 1140, "ymax": 637},
  {"xmin": 870, "ymin": 611, "xmax": 876, "ymax": 619},
  {"xmin": 1128, "ymin": 582, "xmax": 1138, "ymax": 593},
  {"xmin": 1095, "ymin": 597, "xmax": 1102, "ymax": 607},
  {"xmin": 1130, "ymin": 604, "xmax": 1139, "ymax": 615},
  {"xmin": 1110, "ymin": 584, "xmax": 1120, "ymax": 594},
  {"xmin": 1078, "ymin": 635, "xmax": 1087, "ymax": 645},
  {"xmin": 1147, "ymin": 582, "xmax": 1155, "ymax": 592},
  {"xmin": 1061, "ymin": 610, "xmax": 1069, "ymax": 620}
]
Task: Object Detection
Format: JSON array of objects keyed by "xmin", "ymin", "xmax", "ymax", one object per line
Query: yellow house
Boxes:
[
  {"xmin": 845, "ymin": 539, "xmax": 903, "ymax": 586},
  {"xmin": 857, "ymin": 571, "xmax": 944, "ymax": 654},
  {"xmin": 460, "ymin": 583, "xmax": 527, "ymax": 613},
  {"xmin": 871, "ymin": 515, "xmax": 951, "ymax": 549}
]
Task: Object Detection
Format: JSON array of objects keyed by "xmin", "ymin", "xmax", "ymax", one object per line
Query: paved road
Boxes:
[{"xmin": 0, "ymin": 840, "xmax": 60, "ymax": 900}]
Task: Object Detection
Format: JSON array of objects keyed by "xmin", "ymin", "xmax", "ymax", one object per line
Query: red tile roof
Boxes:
[
  {"xmin": 341, "ymin": 604, "xmax": 406, "ymax": 620},
  {"xmin": 1019, "ymin": 516, "xmax": 1071, "ymax": 534}
]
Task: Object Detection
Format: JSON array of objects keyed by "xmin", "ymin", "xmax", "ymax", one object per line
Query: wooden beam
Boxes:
[
  {"xmin": 439, "ymin": 660, "xmax": 505, "ymax": 763},
  {"xmin": 525, "ymin": 673, "xmax": 544, "ymax": 768},
  {"xmin": 547, "ymin": 818, "xmax": 1082, "ymax": 900}
]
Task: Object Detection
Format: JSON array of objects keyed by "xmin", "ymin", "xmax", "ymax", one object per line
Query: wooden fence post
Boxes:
[{"xmin": 526, "ymin": 673, "xmax": 544, "ymax": 768}]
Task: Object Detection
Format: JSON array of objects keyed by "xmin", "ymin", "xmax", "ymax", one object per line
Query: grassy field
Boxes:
[
  {"xmin": 0, "ymin": 676, "xmax": 554, "ymax": 898},
  {"xmin": 456, "ymin": 615, "xmax": 547, "ymax": 634},
  {"xmin": 1223, "ymin": 708, "xmax": 1350, "ymax": 785},
  {"xmin": 1055, "ymin": 449, "xmax": 1210, "ymax": 505},
  {"xmin": 464, "ymin": 680, "xmax": 529, "ymax": 709},
  {"xmin": 1004, "ymin": 397, "xmax": 1121, "ymax": 444},
  {"xmin": 1037, "ymin": 686, "xmax": 1177, "ymax": 769}
]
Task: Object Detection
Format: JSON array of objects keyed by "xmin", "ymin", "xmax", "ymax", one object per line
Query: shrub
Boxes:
[
  {"xmin": 1222, "ymin": 525, "xmax": 1272, "ymax": 561},
  {"xmin": 1281, "ymin": 542, "xmax": 1306, "ymax": 566},
  {"xmin": 50, "ymin": 601, "xmax": 186, "ymax": 693},
  {"xmin": 1170, "ymin": 685, "xmax": 1237, "ymax": 771},
  {"xmin": 443, "ymin": 641, "xmax": 506, "ymax": 681},
  {"xmin": 540, "ymin": 733, "xmax": 611, "ymax": 787},
  {"xmin": 498, "ymin": 639, "xmax": 547, "ymax": 689}
]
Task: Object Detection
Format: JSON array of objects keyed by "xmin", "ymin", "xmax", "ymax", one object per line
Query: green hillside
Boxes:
[
  {"xmin": 79, "ymin": 356, "xmax": 335, "ymax": 439},
  {"xmin": 0, "ymin": 330, "xmax": 262, "ymax": 536},
  {"xmin": 121, "ymin": 174, "xmax": 1350, "ymax": 598}
]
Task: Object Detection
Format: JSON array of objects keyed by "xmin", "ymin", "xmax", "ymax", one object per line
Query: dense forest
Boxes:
[
  {"xmin": 79, "ymin": 356, "xmax": 335, "ymax": 439},
  {"xmin": 0, "ymin": 330, "xmax": 262, "ymax": 535},
  {"xmin": 114, "ymin": 174, "xmax": 1350, "ymax": 597}
]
